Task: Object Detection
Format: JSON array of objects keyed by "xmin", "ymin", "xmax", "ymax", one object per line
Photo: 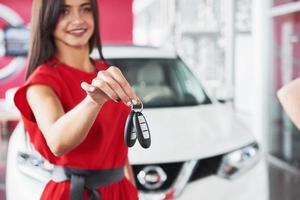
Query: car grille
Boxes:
[
  {"xmin": 133, "ymin": 154, "xmax": 223, "ymax": 192},
  {"xmin": 133, "ymin": 162, "xmax": 183, "ymax": 192},
  {"xmin": 188, "ymin": 155, "xmax": 223, "ymax": 182}
]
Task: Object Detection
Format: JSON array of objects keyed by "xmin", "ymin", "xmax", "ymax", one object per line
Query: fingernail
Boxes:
[
  {"xmin": 81, "ymin": 83, "xmax": 87, "ymax": 89},
  {"xmin": 132, "ymin": 100, "xmax": 138, "ymax": 105},
  {"xmin": 127, "ymin": 101, "xmax": 132, "ymax": 107},
  {"xmin": 89, "ymin": 87, "xmax": 95, "ymax": 92}
]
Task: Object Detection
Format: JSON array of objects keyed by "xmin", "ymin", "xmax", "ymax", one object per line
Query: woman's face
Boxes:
[{"xmin": 53, "ymin": 0, "xmax": 95, "ymax": 49}]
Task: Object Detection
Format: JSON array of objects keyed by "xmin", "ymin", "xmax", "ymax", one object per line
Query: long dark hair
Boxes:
[{"xmin": 26, "ymin": 0, "xmax": 104, "ymax": 79}]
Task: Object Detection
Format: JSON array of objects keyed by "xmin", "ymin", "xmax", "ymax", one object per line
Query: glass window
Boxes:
[
  {"xmin": 106, "ymin": 58, "xmax": 211, "ymax": 108},
  {"xmin": 270, "ymin": 12, "xmax": 300, "ymax": 168}
]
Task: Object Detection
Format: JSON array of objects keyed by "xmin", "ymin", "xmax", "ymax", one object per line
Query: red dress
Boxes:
[{"xmin": 14, "ymin": 56, "xmax": 138, "ymax": 200}]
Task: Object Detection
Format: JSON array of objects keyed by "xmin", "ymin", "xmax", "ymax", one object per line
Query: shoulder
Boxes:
[
  {"xmin": 30, "ymin": 63, "xmax": 60, "ymax": 79},
  {"xmin": 14, "ymin": 62, "xmax": 62, "ymax": 122},
  {"xmin": 15, "ymin": 62, "xmax": 63, "ymax": 107},
  {"xmin": 26, "ymin": 62, "xmax": 62, "ymax": 87}
]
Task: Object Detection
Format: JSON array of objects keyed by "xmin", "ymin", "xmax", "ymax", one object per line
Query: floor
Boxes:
[{"xmin": 267, "ymin": 156, "xmax": 300, "ymax": 200}]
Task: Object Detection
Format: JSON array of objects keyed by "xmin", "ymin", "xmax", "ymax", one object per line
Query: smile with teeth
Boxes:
[{"xmin": 68, "ymin": 28, "xmax": 87, "ymax": 36}]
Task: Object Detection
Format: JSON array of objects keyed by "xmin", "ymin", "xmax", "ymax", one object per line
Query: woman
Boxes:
[
  {"xmin": 13, "ymin": 0, "xmax": 139, "ymax": 199},
  {"xmin": 277, "ymin": 78, "xmax": 300, "ymax": 130}
]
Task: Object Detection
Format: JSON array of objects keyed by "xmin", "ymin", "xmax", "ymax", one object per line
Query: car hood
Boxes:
[{"xmin": 128, "ymin": 104, "xmax": 255, "ymax": 164}]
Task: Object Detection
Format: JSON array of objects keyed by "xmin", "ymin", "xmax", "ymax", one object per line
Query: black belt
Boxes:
[{"xmin": 51, "ymin": 166, "xmax": 124, "ymax": 200}]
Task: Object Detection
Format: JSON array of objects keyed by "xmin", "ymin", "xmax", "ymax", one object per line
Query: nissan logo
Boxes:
[{"xmin": 137, "ymin": 166, "xmax": 167, "ymax": 190}]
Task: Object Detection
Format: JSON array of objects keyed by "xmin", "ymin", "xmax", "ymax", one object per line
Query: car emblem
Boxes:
[{"xmin": 137, "ymin": 165, "xmax": 167, "ymax": 190}]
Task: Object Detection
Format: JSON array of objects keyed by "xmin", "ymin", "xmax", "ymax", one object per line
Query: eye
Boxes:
[
  {"xmin": 82, "ymin": 6, "xmax": 92, "ymax": 13},
  {"xmin": 61, "ymin": 8, "xmax": 70, "ymax": 16}
]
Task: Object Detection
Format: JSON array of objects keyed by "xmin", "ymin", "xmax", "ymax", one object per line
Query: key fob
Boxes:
[
  {"xmin": 134, "ymin": 111, "xmax": 151, "ymax": 148},
  {"xmin": 124, "ymin": 110, "xmax": 137, "ymax": 147}
]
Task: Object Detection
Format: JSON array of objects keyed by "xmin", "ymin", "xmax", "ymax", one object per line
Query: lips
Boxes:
[{"xmin": 67, "ymin": 28, "xmax": 87, "ymax": 37}]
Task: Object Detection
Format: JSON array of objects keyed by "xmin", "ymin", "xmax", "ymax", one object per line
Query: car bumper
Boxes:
[{"xmin": 139, "ymin": 159, "xmax": 268, "ymax": 200}]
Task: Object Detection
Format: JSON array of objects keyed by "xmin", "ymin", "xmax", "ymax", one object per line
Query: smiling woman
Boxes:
[
  {"xmin": 12, "ymin": 0, "xmax": 139, "ymax": 199},
  {"xmin": 54, "ymin": 0, "xmax": 95, "ymax": 50}
]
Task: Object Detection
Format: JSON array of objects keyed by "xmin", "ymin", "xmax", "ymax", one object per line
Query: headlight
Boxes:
[{"xmin": 217, "ymin": 143, "xmax": 260, "ymax": 179}]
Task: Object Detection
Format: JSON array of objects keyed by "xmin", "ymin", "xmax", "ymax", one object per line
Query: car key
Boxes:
[
  {"xmin": 124, "ymin": 110, "xmax": 137, "ymax": 147},
  {"xmin": 134, "ymin": 111, "xmax": 151, "ymax": 149}
]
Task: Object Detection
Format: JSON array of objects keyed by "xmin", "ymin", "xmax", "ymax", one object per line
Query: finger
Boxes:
[
  {"xmin": 105, "ymin": 67, "xmax": 139, "ymax": 104},
  {"xmin": 97, "ymin": 71, "xmax": 132, "ymax": 104},
  {"xmin": 81, "ymin": 82, "xmax": 96, "ymax": 93},
  {"xmin": 91, "ymin": 78, "xmax": 120, "ymax": 103},
  {"xmin": 136, "ymin": 96, "xmax": 142, "ymax": 105}
]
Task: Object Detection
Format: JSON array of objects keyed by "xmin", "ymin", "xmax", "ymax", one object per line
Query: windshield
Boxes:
[{"xmin": 106, "ymin": 58, "xmax": 211, "ymax": 108}]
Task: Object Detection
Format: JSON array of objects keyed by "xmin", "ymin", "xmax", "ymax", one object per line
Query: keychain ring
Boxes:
[{"xmin": 131, "ymin": 100, "xmax": 143, "ymax": 112}]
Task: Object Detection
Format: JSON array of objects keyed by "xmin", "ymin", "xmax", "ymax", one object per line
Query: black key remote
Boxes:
[
  {"xmin": 134, "ymin": 111, "xmax": 151, "ymax": 148},
  {"xmin": 124, "ymin": 110, "xmax": 137, "ymax": 147}
]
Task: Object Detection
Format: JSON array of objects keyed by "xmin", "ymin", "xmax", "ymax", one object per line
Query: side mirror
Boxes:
[{"xmin": 213, "ymin": 86, "xmax": 234, "ymax": 103}]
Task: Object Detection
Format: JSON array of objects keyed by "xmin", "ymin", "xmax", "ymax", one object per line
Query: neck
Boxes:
[{"xmin": 55, "ymin": 44, "xmax": 95, "ymax": 73}]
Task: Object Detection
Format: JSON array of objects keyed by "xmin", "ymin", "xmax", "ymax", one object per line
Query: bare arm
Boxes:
[
  {"xmin": 277, "ymin": 77, "xmax": 300, "ymax": 130},
  {"xmin": 27, "ymin": 85, "xmax": 102, "ymax": 156},
  {"xmin": 27, "ymin": 66, "xmax": 139, "ymax": 157}
]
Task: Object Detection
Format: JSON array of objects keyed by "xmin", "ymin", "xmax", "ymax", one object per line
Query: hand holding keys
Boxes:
[{"xmin": 124, "ymin": 101, "xmax": 151, "ymax": 148}]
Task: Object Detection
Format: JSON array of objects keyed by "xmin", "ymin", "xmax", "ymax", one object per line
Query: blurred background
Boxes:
[{"xmin": 1, "ymin": 0, "xmax": 300, "ymax": 199}]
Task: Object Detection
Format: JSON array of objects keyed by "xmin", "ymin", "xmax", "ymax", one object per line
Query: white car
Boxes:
[{"xmin": 6, "ymin": 45, "xmax": 267, "ymax": 200}]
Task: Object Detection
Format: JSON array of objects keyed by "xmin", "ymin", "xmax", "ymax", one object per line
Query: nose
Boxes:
[{"xmin": 70, "ymin": 11, "xmax": 85, "ymax": 24}]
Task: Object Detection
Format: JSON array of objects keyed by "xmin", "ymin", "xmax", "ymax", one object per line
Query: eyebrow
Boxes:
[{"xmin": 81, "ymin": 3, "xmax": 92, "ymax": 7}]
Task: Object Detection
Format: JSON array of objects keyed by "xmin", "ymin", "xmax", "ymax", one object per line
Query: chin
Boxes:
[
  {"xmin": 62, "ymin": 39, "xmax": 90, "ymax": 49},
  {"xmin": 70, "ymin": 43, "xmax": 89, "ymax": 49}
]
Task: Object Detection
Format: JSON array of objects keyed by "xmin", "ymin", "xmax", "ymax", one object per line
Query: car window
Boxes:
[{"xmin": 106, "ymin": 58, "xmax": 211, "ymax": 108}]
